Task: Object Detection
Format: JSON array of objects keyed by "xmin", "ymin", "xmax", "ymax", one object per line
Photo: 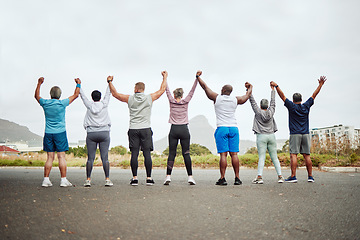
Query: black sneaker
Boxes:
[
  {"xmin": 146, "ymin": 179, "xmax": 155, "ymax": 186},
  {"xmin": 215, "ymin": 178, "xmax": 227, "ymax": 186},
  {"xmin": 234, "ymin": 177, "xmax": 242, "ymax": 185},
  {"xmin": 130, "ymin": 178, "xmax": 138, "ymax": 186}
]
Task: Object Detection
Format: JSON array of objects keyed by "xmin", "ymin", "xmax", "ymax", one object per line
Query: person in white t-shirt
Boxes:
[{"xmin": 197, "ymin": 71, "xmax": 252, "ymax": 186}]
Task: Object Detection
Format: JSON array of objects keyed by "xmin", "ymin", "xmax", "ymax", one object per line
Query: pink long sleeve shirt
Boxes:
[{"xmin": 166, "ymin": 79, "xmax": 198, "ymax": 125}]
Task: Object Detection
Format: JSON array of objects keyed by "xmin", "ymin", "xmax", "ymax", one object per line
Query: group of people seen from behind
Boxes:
[{"xmin": 35, "ymin": 71, "xmax": 326, "ymax": 187}]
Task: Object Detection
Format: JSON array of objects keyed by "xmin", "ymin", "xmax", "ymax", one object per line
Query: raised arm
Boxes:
[
  {"xmin": 34, "ymin": 77, "xmax": 44, "ymax": 103},
  {"xmin": 249, "ymin": 94, "xmax": 260, "ymax": 114},
  {"xmin": 311, "ymin": 76, "xmax": 327, "ymax": 100},
  {"xmin": 236, "ymin": 82, "xmax": 252, "ymax": 105},
  {"xmin": 68, "ymin": 78, "xmax": 81, "ymax": 104},
  {"xmin": 183, "ymin": 78, "xmax": 198, "ymax": 103},
  {"xmin": 165, "ymin": 83, "xmax": 174, "ymax": 101},
  {"xmin": 107, "ymin": 76, "xmax": 130, "ymax": 103},
  {"xmin": 102, "ymin": 85, "xmax": 111, "ymax": 107},
  {"xmin": 196, "ymin": 71, "xmax": 218, "ymax": 102},
  {"xmin": 151, "ymin": 71, "xmax": 168, "ymax": 101},
  {"xmin": 271, "ymin": 81, "xmax": 286, "ymax": 102},
  {"xmin": 79, "ymin": 86, "xmax": 92, "ymax": 108},
  {"xmin": 268, "ymin": 88, "xmax": 276, "ymax": 116}
]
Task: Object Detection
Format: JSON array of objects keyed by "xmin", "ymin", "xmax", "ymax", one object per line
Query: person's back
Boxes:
[
  {"xmin": 40, "ymin": 98, "xmax": 69, "ymax": 133},
  {"xmin": 128, "ymin": 93, "xmax": 153, "ymax": 129},
  {"xmin": 250, "ymin": 90, "xmax": 277, "ymax": 134},
  {"xmin": 214, "ymin": 95, "xmax": 238, "ymax": 127},
  {"xmin": 285, "ymin": 97, "xmax": 313, "ymax": 134}
]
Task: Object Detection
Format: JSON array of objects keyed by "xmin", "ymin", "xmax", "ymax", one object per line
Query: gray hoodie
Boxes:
[
  {"xmin": 249, "ymin": 90, "xmax": 278, "ymax": 134},
  {"xmin": 80, "ymin": 87, "xmax": 111, "ymax": 133},
  {"xmin": 128, "ymin": 93, "xmax": 153, "ymax": 129}
]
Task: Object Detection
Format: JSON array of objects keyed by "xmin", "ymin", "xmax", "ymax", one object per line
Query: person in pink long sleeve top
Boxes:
[{"xmin": 163, "ymin": 73, "xmax": 198, "ymax": 185}]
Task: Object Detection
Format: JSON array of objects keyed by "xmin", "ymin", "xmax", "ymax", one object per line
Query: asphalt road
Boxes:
[{"xmin": 0, "ymin": 167, "xmax": 359, "ymax": 240}]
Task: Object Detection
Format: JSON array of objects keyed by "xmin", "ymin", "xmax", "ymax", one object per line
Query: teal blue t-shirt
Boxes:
[{"xmin": 39, "ymin": 98, "xmax": 70, "ymax": 133}]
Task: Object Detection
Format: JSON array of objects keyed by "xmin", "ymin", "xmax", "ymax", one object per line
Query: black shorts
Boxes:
[{"xmin": 128, "ymin": 128, "xmax": 153, "ymax": 151}]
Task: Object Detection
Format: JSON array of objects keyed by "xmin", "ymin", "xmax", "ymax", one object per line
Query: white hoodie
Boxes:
[{"xmin": 80, "ymin": 87, "xmax": 111, "ymax": 132}]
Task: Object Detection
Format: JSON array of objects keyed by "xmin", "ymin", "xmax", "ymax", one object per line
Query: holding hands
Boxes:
[
  {"xmin": 245, "ymin": 82, "xmax": 252, "ymax": 89},
  {"xmin": 162, "ymin": 71, "xmax": 168, "ymax": 78},
  {"xmin": 196, "ymin": 70, "xmax": 202, "ymax": 77},
  {"xmin": 75, "ymin": 78, "xmax": 81, "ymax": 84},
  {"xmin": 107, "ymin": 76, "xmax": 113, "ymax": 83}
]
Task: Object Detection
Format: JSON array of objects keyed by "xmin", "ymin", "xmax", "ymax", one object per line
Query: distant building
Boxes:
[
  {"xmin": 0, "ymin": 145, "xmax": 20, "ymax": 156},
  {"xmin": 310, "ymin": 124, "xmax": 360, "ymax": 147},
  {"xmin": 69, "ymin": 140, "xmax": 86, "ymax": 148}
]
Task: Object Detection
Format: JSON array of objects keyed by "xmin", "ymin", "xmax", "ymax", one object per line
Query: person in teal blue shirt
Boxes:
[{"xmin": 35, "ymin": 77, "xmax": 81, "ymax": 187}]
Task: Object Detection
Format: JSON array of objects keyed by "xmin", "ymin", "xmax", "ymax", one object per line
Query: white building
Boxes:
[{"xmin": 310, "ymin": 124, "xmax": 360, "ymax": 146}]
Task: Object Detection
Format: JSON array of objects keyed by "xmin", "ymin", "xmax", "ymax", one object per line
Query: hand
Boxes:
[
  {"xmin": 38, "ymin": 77, "xmax": 44, "ymax": 85},
  {"xmin": 245, "ymin": 82, "xmax": 252, "ymax": 89},
  {"xmin": 318, "ymin": 76, "xmax": 327, "ymax": 85},
  {"xmin": 161, "ymin": 71, "xmax": 168, "ymax": 78},
  {"xmin": 107, "ymin": 76, "xmax": 113, "ymax": 82},
  {"xmin": 270, "ymin": 81, "xmax": 277, "ymax": 87},
  {"xmin": 75, "ymin": 78, "xmax": 81, "ymax": 84},
  {"xmin": 196, "ymin": 70, "xmax": 202, "ymax": 77}
]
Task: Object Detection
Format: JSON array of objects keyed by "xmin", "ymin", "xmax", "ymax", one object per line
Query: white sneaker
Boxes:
[
  {"xmin": 84, "ymin": 180, "xmax": 91, "ymax": 187},
  {"xmin": 164, "ymin": 176, "xmax": 171, "ymax": 185},
  {"xmin": 42, "ymin": 179, "xmax": 53, "ymax": 187},
  {"xmin": 278, "ymin": 176, "xmax": 285, "ymax": 183},
  {"xmin": 105, "ymin": 179, "xmax": 113, "ymax": 187},
  {"xmin": 252, "ymin": 177, "xmax": 264, "ymax": 184},
  {"xmin": 188, "ymin": 176, "xmax": 196, "ymax": 185},
  {"xmin": 60, "ymin": 179, "xmax": 73, "ymax": 187}
]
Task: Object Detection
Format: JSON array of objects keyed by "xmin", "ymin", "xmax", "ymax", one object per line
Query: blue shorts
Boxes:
[
  {"xmin": 43, "ymin": 131, "xmax": 69, "ymax": 152},
  {"xmin": 214, "ymin": 127, "xmax": 239, "ymax": 153}
]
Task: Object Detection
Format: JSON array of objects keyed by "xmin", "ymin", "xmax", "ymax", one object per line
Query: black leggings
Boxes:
[
  {"xmin": 86, "ymin": 131, "xmax": 110, "ymax": 179},
  {"xmin": 167, "ymin": 124, "xmax": 192, "ymax": 175},
  {"xmin": 130, "ymin": 148, "xmax": 152, "ymax": 178}
]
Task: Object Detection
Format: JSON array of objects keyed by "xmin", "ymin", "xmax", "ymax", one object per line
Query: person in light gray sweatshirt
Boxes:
[
  {"xmin": 249, "ymin": 83, "xmax": 284, "ymax": 184},
  {"xmin": 80, "ymin": 80, "xmax": 112, "ymax": 187}
]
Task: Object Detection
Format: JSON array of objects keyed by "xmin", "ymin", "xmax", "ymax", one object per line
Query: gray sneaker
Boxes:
[
  {"xmin": 105, "ymin": 179, "xmax": 113, "ymax": 187},
  {"xmin": 252, "ymin": 177, "xmax": 264, "ymax": 184},
  {"xmin": 84, "ymin": 180, "xmax": 91, "ymax": 187},
  {"xmin": 278, "ymin": 176, "xmax": 285, "ymax": 183}
]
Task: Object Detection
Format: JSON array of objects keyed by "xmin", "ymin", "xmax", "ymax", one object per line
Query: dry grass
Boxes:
[{"xmin": 1, "ymin": 152, "xmax": 359, "ymax": 167}]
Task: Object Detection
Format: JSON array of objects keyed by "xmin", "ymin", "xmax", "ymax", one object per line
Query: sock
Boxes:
[
  {"xmin": 61, "ymin": 177, "xmax": 67, "ymax": 182},
  {"xmin": 44, "ymin": 177, "xmax": 50, "ymax": 181}
]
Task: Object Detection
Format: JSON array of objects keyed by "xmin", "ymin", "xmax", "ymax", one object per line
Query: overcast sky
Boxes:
[{"xmin": 0, "ymin": 0, "xmax": 359, "ymax": 148}]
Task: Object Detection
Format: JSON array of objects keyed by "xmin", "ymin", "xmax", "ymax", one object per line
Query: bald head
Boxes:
[{"xmin": 221, "ymin": 85, "xmax": 233, "ymax": 95}]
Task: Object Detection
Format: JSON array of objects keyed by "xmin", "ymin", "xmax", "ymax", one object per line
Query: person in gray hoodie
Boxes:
[
  {"xmin": 80, "ymin": 78, "xmax": 112, "ymax": 187},
  {"xmin": 249, "ymin": 83, "xmax": 284, "ymax": 184},
  {"xmin": 108, "ymin": 72, "xmax": 167, "ymax": 186}
]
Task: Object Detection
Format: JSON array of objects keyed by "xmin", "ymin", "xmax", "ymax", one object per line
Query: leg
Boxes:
[
  {"xmin": 180, "ymin": 127, "xmax": 192, "ymax": 176},
  {"xmin": 229, "ymin": 152, "xmax": 239, "ymax": 178},
  {"xmin": 303, "ymin": 154, "xmax": 312, "ymax": 177},
  {"xmin": 57, "ymin": 152, "xmax": 67, "ymax": 178},
  {"xmin": 143, "ymin": 150, "xmax": 152, "ymax": 178},
  {"xmin": 86, "ymin": 133, "xmax": 97, "ymax": 180},
  {"xmin": 290, "ymin": 153, "xmax": 298, "ymax": 177},
  {"xmin": 99, "ymin": 132, "xmax": 111, "ymax": 179},
  {"xmin": 267, "ymin": 134, "xmax": 282, "ymax": 177},
  {"xmin": 256, "ymin": 134, "xmax": 267, "ymax": 177},
  {"xmin": 167, "ymin": 128, "xmax": 178, "ymax": 176},
  {"xmin": 130, "ymin": 148, "xmax": 139, "ymax": 178},
  {"xmin": 44, "ymin": 152, "xmax": 55, "ymax": 177},
  {"xmin": 219, "ymin": 152, "xmax": 228, "ymax": 178}
]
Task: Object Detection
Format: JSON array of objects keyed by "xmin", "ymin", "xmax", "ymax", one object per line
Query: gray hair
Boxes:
[
  {"xmin": 50, "ymin": 86, "xmax": 62, "ymax": 99},
  {"xmin": 173, "ymin": 88, "xmax": 184, "ymax": 99},
  {"xmin": 293, "ymin": 93, "xmax": 302, "ymax": 102},
  {"xmin": 260, "ymin": 99, "xmax": 269, "ymax": 109}
]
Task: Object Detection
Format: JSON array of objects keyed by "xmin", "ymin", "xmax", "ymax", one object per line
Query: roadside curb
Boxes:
[{"xmin": 320, "ymin": 166, "xmax": 359, "ymax": 173}]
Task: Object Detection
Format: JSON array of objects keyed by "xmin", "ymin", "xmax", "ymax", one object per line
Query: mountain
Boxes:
[
  {"xmin": 154, "ymin": 115, "xmax": 287, "ymax": 154},
  {"xmin": 0, "ymin": 118, "xmax": 43, "ymax": 146}
]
